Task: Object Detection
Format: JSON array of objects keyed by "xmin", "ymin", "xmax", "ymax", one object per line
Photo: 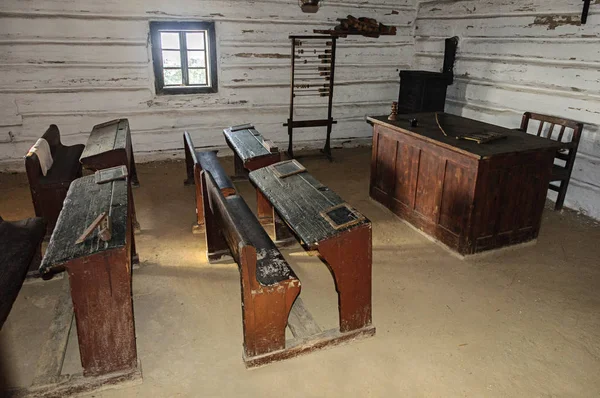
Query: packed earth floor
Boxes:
[{"xmin": 1, "ymin": 147, "xmax": 599, "ymax": 397}]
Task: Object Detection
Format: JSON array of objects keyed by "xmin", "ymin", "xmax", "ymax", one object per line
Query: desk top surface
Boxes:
[
  {"xmin": 80, "ymin": 119, "xmax": 129, "ymax": 161},
  {"xmin": 249, "ymin": 161, "xmax": 369, "ymax": 248},
  {"xmin": 223, "ymin": 125, "xmax": 271, "ymax": 162},
  {"xmin": 40, "ymin": 175, "xmax": 129, "ymax": 274},
  {"xmin": 367, "ymin": 113, "xmax": 561, "ymax": 160}
]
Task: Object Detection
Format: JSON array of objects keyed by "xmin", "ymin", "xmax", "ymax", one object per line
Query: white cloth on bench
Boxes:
[{"xmin": 27, "ymin": 138, "xmax": 53, "ymax": 176}]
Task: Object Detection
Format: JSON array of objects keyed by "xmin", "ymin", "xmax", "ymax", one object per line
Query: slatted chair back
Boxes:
[{"xmin": 519, "ymin": 112, "xmax": 584, "ymax": 210}]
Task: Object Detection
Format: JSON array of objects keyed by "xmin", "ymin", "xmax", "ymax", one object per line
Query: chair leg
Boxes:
[{"xmin": 554, "ymin": 180, "xmax": 568, "ymax": 211}]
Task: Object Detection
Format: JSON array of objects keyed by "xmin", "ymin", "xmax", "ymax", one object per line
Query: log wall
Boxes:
[{"xmin": 413, "ymin": 0, "xmax": 600, "ymax": 219}]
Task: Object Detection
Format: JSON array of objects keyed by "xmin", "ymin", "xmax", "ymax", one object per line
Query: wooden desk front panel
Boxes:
[
  {"xmin": 370, "ymin": 125, "xmax": 552, "ymax": 255},
  {"xmin": 371, "ymin": 124, "xmax": 478, "ymax": 253}
]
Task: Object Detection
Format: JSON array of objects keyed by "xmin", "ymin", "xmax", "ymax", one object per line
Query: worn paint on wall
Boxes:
[
  {"xmin": 0, "ymin": 0, "xmax": 415, "ymax": 164},
  {"xmin": 414, "ymin": 0, "xmax": 600, "ymax": 219}
]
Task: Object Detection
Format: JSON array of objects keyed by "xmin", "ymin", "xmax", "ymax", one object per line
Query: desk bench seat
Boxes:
[
  {"xmin": 201, "ymin": 170, "xmax": 300, "ymax": 360},
  {"xmin": 183, "ymin": 131, "xmax": 235, "ymax": 231},
  {"xmin": 0, "ymin": 216, "xmax": 46, "ymax": 328}
]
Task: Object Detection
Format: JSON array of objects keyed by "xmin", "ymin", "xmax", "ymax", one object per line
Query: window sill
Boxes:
[{"xmin": 156, "ymin": 86, "xmax": 218, "ymax": 95}]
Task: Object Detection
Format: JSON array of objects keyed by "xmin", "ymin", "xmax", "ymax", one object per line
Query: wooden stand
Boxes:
[{"xmin": 284, "ymin": 35, "xmax": 337, "ymax": 159}]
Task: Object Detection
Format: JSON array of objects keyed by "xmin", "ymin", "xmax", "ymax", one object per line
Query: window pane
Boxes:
[
  {"xmin": 163, "ymin": 69, "xmax": 182, "ymax": 85},
  {"xmin": 186, "ymin": 32, "xmax": 205, "ymax": 50},
  {"xmin": 160, "ymin": 32, "xmax": 180, "ymax": 49},
  {"xmin": 162, "ymin": 50, "xmax": 181, "ymax": 67},
  {"xmin": 189, "ymin": 69, "xmax": 207, "ymax": 85},
  {"xmin": 187, "ymin": 51, "xmax": 206, "ymax": 68}
]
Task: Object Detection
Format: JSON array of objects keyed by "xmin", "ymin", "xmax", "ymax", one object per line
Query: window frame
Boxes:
[{"xmin": 150, "ymin": 21, "xmax": 218, "ymax": 95}]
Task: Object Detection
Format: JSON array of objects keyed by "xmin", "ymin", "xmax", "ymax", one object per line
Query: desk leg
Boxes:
[
  {"xmin": 129, "ymin": 147, "xmax": 140, "ymax": 187},
  {"xmin": 67, "ymin": 250, "xmax": 137, "ymax": 376},
  {"xmin": 127, "ymin": 183, "xmax": 139, "ymax": 264},
  {"xmin": 318, "ymin": 224, "xmax": 372, "ymax": 332},
  {"xmin": 232, "ymin": 153, "xmax": 248, "ymax": 180},
  {"xmin": 256, "ymin": 190, "xmax": 274, "ymax": 225},
  {"xmin": 128, "ymin": 182, "xmax": 141, "ymax": 232},
  {"xmin": 271, "ymin": 207, "xmax": 296, "ymax": 247}
]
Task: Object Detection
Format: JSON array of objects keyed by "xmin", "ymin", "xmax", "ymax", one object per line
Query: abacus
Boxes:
[{"xmin": 284, "ymin": 35, "xmax": 337, "ymax": 159}]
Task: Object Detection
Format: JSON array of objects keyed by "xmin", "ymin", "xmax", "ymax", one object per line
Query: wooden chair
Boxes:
[
  {"xmin": 25, "ymin": 125, "xmax": 85, "ymax": 235},
  {"xmin": 519, "ymin": 112, "xmax": 584, "ymax": 210}
]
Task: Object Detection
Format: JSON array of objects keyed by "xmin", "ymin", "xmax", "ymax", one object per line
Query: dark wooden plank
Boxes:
[
  {"xmin": 223, "ymin": 126, "xmax": 271, "ymax": 162},
  {"xmin": 243, "ymin": 325, "xmax": 376, "ymax": 368},
  {"xmin": 9, "ymin": 362, "xmax": 142, "ymax": 398},
  {"xmin": 203, "ymin": 171, "xmax": 296, "ymax": 286},
  {"xmin": 287, "ymin": 297, "xmax": 322, "ymax": 339},
  {"xmin": 40, "ymin": 176, "xmax": 128, "ymax": 274},
  {"xmin": 31, "ymin": 277, "xmax": 74, "ymax": 386},
  {"xmin": 367, "ymin": 113, "xmax": 561, "ymax": 160},
  {"xmin": 196, "ymin": 151, "xmax": 235, "ymax": 194},
  {"xmin": 249, "ymin": 163, "xmax": 369, "ymax": 248}
]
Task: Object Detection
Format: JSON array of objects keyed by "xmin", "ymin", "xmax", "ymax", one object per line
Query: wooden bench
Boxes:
[
  {"xmin": 25, "ymin": 125, "xmax": 85, "ymax": 235},
  {"xmin": 200, "ymin": 170, "xmax": 301, "ymax": 363},
  {"xmin": 183, "ymin": 131, "xmax": 235, "ymax": 231},
  {"xmin": 223, "ymin": 124, "xmax": 281, "ymax": 224},
  {"xmin": 0, "ymin": 216, "xmax": 46, "ymax": 328}
]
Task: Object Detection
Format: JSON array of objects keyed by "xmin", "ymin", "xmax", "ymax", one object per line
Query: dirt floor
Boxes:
[{"xmin": 1, "ymin": 147, "xmax": 600, "ymax": 397}]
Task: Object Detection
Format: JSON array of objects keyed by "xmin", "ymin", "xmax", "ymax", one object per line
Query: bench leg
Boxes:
[
  {"xmin": 317, "ymin": 224, "xmax": 372, "ymax": 332},
  {"xmin": 193, "ymin": 166, "xmax": 205, "ymax": 233},
  {"xmin": 241, "ymin": 280, "xmax": 301, "ymax": 358},
  {"xmin": 202, "ymin": 187, "xmax": 230, "ymax": 262},
  {"xmin": 256, "ymin": 189, "xmax": 274, "ymax": 225}
]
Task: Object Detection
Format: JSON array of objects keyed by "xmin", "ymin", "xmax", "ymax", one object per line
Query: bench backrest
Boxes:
[
  {"xmin": 183, "ymin": 131, "xmax": 199, "ymax": 169},
  {"xmin": 201, "ymin": 170, "xmax": 259, "ymax": 287}
]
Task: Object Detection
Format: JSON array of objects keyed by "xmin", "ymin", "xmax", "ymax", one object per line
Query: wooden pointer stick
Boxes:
[{"xmin": 75, "ymin": 212, "xmax": 111, "ymax": 244}]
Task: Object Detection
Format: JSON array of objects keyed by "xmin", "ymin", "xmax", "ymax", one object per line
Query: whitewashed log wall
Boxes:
[
  {"xmin": 414, "ymin": 0, "xmax": 600, "ymax": 219},
  {"xmin": 1, "ymin": 0, "xmax": 598, "ymax": 218},
  {"xmin": 0, "ymin": 0, "xmax": 415, "ymax": 165}
]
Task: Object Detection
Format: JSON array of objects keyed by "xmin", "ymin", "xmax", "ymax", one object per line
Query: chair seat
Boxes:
[
  {"xmin": 225, "ymin": 195, "xmax": 297, "ymax": 286},
  {"xmin": 39, "ymin": 144, "xmax": 85, "ymax": 186},
  {"xmin": 551, "ymin": 165, "xmax": 570, "ymax": 181},
  {"xmin": 0, "ymin": 217, "xmax": 47, "ymax": 327}
]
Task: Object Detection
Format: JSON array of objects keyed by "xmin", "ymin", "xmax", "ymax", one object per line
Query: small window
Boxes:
[{"xmin": 150, "ymin": 21, "xmax": 218, "ymax": 95}]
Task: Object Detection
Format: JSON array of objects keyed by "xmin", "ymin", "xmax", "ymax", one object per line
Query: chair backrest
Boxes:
[{"xmin": 520, "ymin": 112, "xmax": 584, "ymax": 146}]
